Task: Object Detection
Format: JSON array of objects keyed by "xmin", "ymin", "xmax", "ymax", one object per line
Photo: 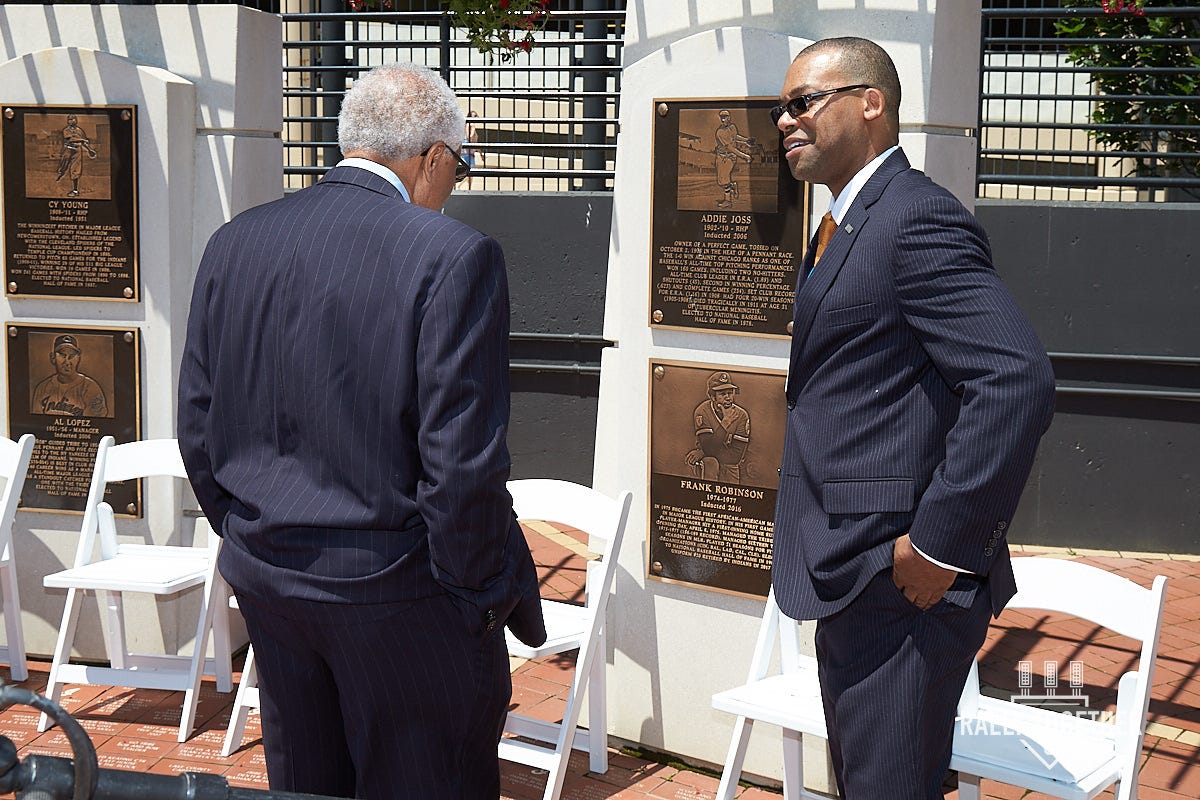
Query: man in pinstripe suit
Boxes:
[
  {"xmin": 179, "ymin": 63, "xmax": 544, "ymax": 799},
  {"xmin": 770, "ymin": 39, "xmax": 1056, "ymax": 798}
]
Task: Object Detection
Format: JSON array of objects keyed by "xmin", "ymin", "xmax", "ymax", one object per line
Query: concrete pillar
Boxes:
[{"xmin": 0, "ymin": 4, "xmax": 281, "ymax": 660}]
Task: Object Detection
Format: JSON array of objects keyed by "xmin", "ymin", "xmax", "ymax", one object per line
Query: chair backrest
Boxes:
[
  {"xmin": 0, "ymin": 434, "xmax": 35, "ymax": 554},
  {"xmin": 507, "ymin": 479, "xmax": 632, "ymax": 605},
  {"xmin": 103, "ymin": 438, "xmax": 189, "ymax": 483},
  {"xmin": 1007, "ymin": 557, "xmax": 1164, "ymax": 642},
  {"xmin": 74, "ymin": 437, "xmax": 190, "ymax": 568}
]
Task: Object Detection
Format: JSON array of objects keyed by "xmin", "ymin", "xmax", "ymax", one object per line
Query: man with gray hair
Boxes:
[{"xmin": 179, "ymin": 62, "xmax": 545, "ymax": 799}]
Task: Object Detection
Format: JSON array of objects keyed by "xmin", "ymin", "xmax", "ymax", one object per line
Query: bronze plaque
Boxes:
[
  {"xmin": 7, "ymin": 324, "xmax": 141, "ymax": 515},
  {"xmin": 2, "ymin": 105, "xmax": 139, "ymax": 300},
  {"xmin": 650, "ymin": 98, "xmax": 810, "ymax": 338},
  {"xmin": 648, "ymin": 360, "xmax": 786, "ymax": 597}
]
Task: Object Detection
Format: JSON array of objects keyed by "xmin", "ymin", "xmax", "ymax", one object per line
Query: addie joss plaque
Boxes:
[
  {"xmin": 2, "ymin": 104, "xmax": 139, "ymax": 300},
  {"xmin": 7, "ymin": 324, "xmax": 141, "ymax": 515},
  {"xmin": 648, "ymin": 360, "xmax": 786, "ymax": 598},
  {"xmin": 650, "ymin": 98, "xmax": 809, "ymax": 337}
]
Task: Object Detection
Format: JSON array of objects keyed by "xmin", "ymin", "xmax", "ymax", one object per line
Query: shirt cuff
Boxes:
[{"xmin": 911, "ymin": 542, "xmax": 972, "ymax": 574}]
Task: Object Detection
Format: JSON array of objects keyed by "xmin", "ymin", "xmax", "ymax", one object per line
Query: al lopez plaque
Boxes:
[
  {"xmin": 650, "ymin": 99, "xmax": 809, "ymax": 338},
  {"xmin": 7, "ymin": 324, "xmax": 141, "ymax": 515},
  {"xmin": 648, "ymin": 360, "xmax": 785, "ymax": 597},
  {"xmin": 2, "ymin": 105, "xmax": 139, "ymax": 300}
]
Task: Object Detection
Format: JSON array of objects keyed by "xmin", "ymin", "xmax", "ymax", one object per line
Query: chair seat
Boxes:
[
  {"xmin": 711, "ymin": 658, "xmax": 827, "ymax": 738},
  {"xmin": 952, "ymin": 696, "xmax": 1119, "ymax": 795},
  {"xmin": 43, "ymin": 545, "xmax": 209, "ymax": 594},
  {"xmin": 505, "ymin": 599, "xmax": 588, "ymax": 659}
]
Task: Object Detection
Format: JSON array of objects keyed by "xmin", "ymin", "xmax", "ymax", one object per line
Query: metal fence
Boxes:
[
  {"xmin": 279, "ymin": 0, "xmax": 625, "ymax": 192},
  {"xmin": 27, "ymin": 0, "xmax": 282, "ymax": 9},
  {"xmin": 979, "ymin": 1, "xmax": 1200, "ymax": 202}
]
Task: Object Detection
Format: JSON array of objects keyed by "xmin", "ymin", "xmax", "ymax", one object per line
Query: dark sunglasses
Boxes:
[
  {"xmin": 769, "ymin": 84, "xmax": 872, "ymax": 124},
  {"xmin": 421, "ymin": 142, "xmax": 471, "ymax": 183}
]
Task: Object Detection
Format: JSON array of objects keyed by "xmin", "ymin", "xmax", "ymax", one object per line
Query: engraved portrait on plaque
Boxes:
[
  {"xmin": 1, "ymin": 105, "xmax": 138, "ymax": 300},
  {"xmin": 7, "ymin": 324, "xmax": 141, "ymax": 515},
  {"xmin": 648, "ymin": 360, "xmax": 785, "ymax": 597},
  {"xmin": 651, "ymin": 98, "xmax": 810, "ymax": 338}
]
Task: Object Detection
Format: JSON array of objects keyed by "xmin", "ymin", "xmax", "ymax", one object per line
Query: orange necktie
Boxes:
[{"xmin": 813, "ymin": 212, "xmax": 838, "ymax": 264}]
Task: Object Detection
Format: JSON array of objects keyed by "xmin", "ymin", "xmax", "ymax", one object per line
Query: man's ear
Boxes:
[
  {"xmin": 863, "ymin": 87, "xmax": 886, "ymax": 122},
  {"xmin": 422, "ymin": 144, "xmax": 444, "ymax": 180}
]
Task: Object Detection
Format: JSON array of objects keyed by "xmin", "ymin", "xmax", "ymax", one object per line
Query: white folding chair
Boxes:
[
  {"xmin": 40, "ymin": 436, "xmax": 233, "ymax": 741},
  {"xmin": 711, "ymin": 588, "xmax": 827, "ymax": 800},
  {"xmin": 221, "ymin": 595, "xmax": 260, "ymax": 756},
  {"xmin": 952, "ymin": 557, "xmax": 1167, "ymax": 800},
  {"xmin": 0, "ymin": 434, "xmax": 35, "ymax": 682},
  {"xmin": 499, "ymin": 479, "xmax": 632, "ymax": 800}
]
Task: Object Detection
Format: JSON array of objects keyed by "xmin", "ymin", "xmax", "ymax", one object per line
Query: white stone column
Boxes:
[
  {"xmin": 0, "ymin": 5, "xmax": 281, "ymax": 660},
  {"xmin": 594, "ymin": 1, "xmax": 983, "ymax": 790}
]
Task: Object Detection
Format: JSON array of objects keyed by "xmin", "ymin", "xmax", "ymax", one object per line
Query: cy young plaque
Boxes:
[
  {"xmin": 650, "ymin": 98, "xmax": 810, "ymax": 338},
  {"xmin": 7, "ymin": 324, "xmax": 141, "ymax": 515},
  {"xmin": 648, "ymin": 360, "xmax": 786, "ymax": 598},
  {"xmin": 2, "ymin": 105, "xmax": 139, "ymax": 300}
]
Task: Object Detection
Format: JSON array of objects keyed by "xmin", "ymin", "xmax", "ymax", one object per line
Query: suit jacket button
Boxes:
[
  {"xmin": 984, "ymin": 547, "xmax": 994, "ymax": 556},
  {"xmin": 786, "ymin": 399, "xmax": 796, "ymax": 410},
  {"xmin": 485, "ymin": 609, "xmax": 497, "ymax": 631},
  {"xmin": 997, "ymin": 520, "xmax": 1008, "ymax": 530}
]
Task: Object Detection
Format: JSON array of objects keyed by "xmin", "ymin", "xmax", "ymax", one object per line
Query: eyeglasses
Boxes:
[
  {"xmin": 421, "ymin": 142, "xmax": 471, "ymax": 183},
  {"xmin": 770, "ymin": 84, "xmax": 871, "ymax": 124}
]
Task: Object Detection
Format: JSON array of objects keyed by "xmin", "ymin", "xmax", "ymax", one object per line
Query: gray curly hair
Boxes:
[{"xmin": 338, "ymin": 63, "xmax": 464, "ymax": 162}]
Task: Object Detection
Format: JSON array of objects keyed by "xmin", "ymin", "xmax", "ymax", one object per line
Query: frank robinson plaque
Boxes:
[
  {"xmin": 2, "ymin": 105, "xmax": 138, "ymax": 300},
  {"xmin": 7, "ymin": 324, "xmax": 140, "ymax": 515},
  {"xmin": 650, "ymin": 98, "xmax": 810, "ymax": 338},
  {"xmin": 648, "ymin": 360, "xmax": 785, "ymax": 597}
]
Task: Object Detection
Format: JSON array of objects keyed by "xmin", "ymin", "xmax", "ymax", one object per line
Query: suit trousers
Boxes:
[
  {"xmin": 815, "ymin": 570, "xmax": 992, "ymax": 800},
  {"xmin": 235, "ymin": 591, "xmax": 511, "ymax": 800}
]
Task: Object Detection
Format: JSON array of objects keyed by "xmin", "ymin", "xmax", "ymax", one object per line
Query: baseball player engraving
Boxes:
[
  {"xmin": 686, "ymin": 371, "xmax": 751, "ymax": 483},
  {"xmin": 31, "ymin": 334, "xmax": 109, "ymax": 418}
]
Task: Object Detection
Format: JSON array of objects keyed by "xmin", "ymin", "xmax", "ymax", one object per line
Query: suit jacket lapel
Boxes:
[{"xmin": 786, "ymin": 150, "xmax": 911, "ymax": 398}]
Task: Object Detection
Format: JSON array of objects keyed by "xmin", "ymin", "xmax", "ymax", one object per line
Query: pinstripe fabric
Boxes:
[
  {"xmin": 237, "ymin": 592, "xmax": 510, "ymax": 799},
  {"xmin": 816, "ymin": 571, "xmax": 993, "ymax": 800},
  {"xmin": 772, "ymin": 150, "xmax": 1055, "ymax": 621},
  {"xmin": 179, "ymin": 164, "xmax": 544, "ymax": 798},
  {"xmin": 771, "ymin": 149, "xmax": 1055, "ymax": 797}
]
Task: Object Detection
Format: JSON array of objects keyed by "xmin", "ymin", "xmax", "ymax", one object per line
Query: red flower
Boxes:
[
  {"xmin": 499, "ymin": 0, "xmax": 510, "ymax": 8},
  {"xmin": 520, "ymin": 39, "xmax": 532, "ymax": 52}
]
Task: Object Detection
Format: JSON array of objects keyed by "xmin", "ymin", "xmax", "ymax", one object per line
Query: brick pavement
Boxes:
[{"xmin": 0, "ymin": 531, "xmax": 1195, "ymax": 799}]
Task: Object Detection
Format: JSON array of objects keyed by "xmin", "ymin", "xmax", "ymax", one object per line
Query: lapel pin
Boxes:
[{"xmin": 844, "ymin": 223, "xmax": 854, "ymax": 234}]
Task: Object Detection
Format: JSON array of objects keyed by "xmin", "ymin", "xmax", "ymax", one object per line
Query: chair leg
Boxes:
[
  {"xmin": 0, "ymin": 557, "xmax": 27, "ymax": 682},
  {"xmin": 541, "ymin": 631, "xmax": 606, "ymax": 800},
  {"xmin": 586, "ymin": 625, "xmax": 608, "ymax": 774},
  {"xmin": 715, "ymin": 715, "xmax": 754, "ymax": 800},
  {"xmin": 178, "ymin": 574, "xmax": 221, "ymax": 742},
  {"xmin": 957, "ymin": 772, "xmax": 982, "ymax": 800},
  {"xmin": 781, "ymin": 728, "xmax": 804, "ymax": 800},
  {"xmin": 222, "ymin": 645, "xmax": 257, "ymax": 757},
  {"xmin": 40, "ymin": 587, "xmax": 85, "ymax": 732},
  {"xmin": 210, "ymin": 579, "xmax": 233, "ymax": 692},
  {"xmin": 101, "ymin": 589, "xmax": 128, "ymax": 671}
]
